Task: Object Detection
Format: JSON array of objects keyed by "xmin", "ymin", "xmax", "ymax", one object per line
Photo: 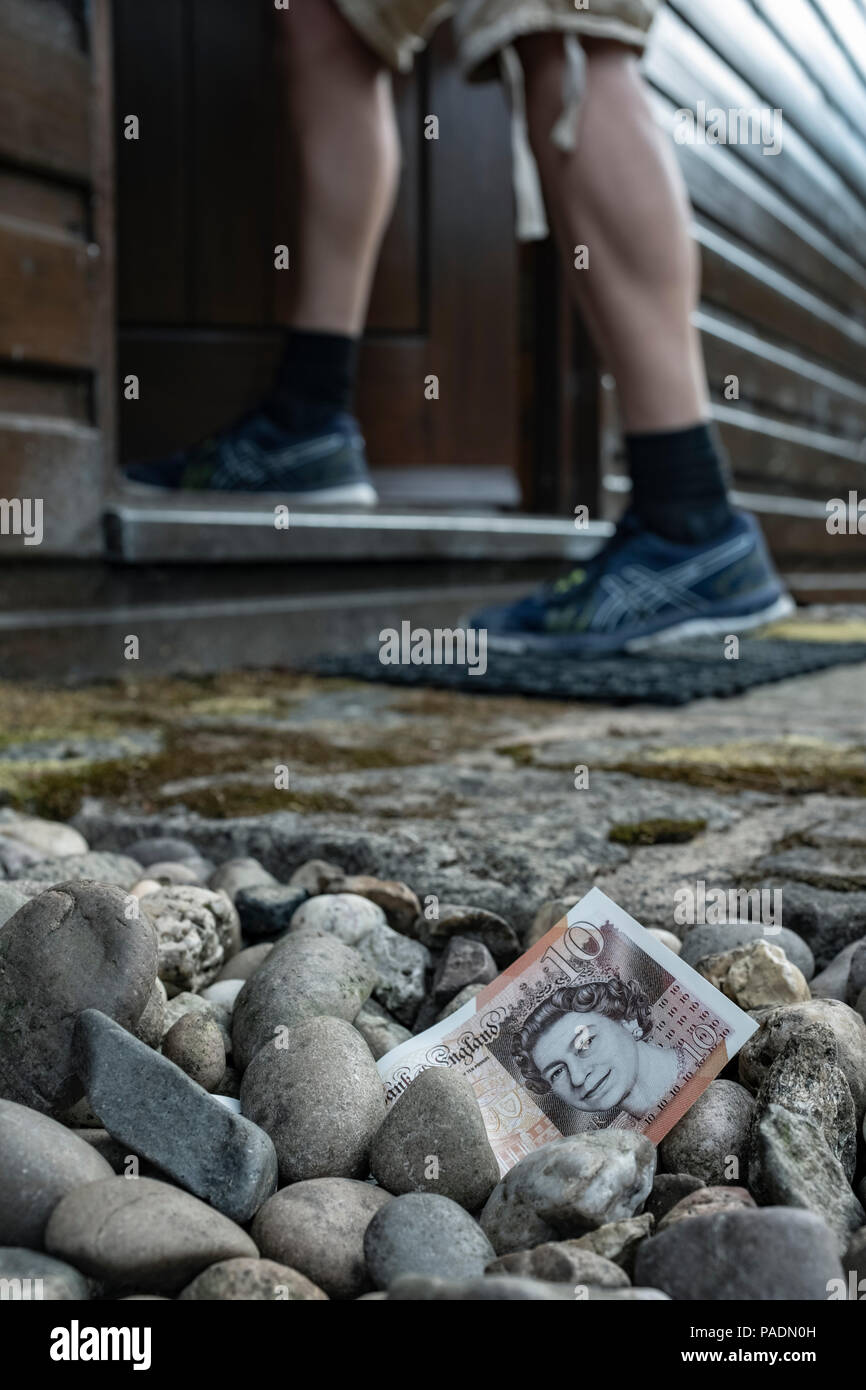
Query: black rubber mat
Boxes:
[{"xmin": 316, "ymin": 639, "xmax": 866, "ymax": 706}]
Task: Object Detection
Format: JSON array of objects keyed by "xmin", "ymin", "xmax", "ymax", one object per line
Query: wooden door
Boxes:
[
  {"xmin": 0, "ymin": 0, "xmax": 115, "ymax": 557},
  {"xmin": 112, "ymin": 2, "xmax": 519, "ymax": 503}
]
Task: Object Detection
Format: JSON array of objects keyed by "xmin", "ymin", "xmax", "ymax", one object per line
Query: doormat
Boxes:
[{"xmin": 315, "ymin": 639, "xmax": 866, "ymax": 707}]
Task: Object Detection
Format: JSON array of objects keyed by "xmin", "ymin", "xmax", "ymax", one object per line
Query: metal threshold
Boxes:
[{"xmin": 105, "ymin": 495, "xmax": 613, "ymax": 564}]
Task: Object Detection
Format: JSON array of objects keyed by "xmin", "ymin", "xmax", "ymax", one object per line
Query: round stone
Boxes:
[
  {"xmin": 656, "ymin": 1186, "xmax": 755, "ymax": 1233},
  {"xmin": 480, "ymin": 1132, "xmax": 656, "ymax": 1256},
  {"xmin": 659, "ymin": 1080, "xmax": 755, "ymax": 1185},
  {"xmin": 0, "ymin": 881, "xmax": 158, "ymax": 1113},
  {"xmin": 738, "ymin": 999, "xmax": 866, "ymax": 1120},
  {"xmin": 486, "ymin": 1243, "xmax": 629, "ymax": 1287},
  {"xmin": 634, "ymin": 1207, "xmax": 844, "ymax": 1300},
  {"xmin": 177, "ymin": 1256, "xmax": 327, "ymax": 1300},
  {"xmin": 209, "ymin": 857, "xmax": 278, "ymax": 903},
  {"xmin": 215, "ymin": 942, "xmax": 273, "ymax": 982},
  {"xmin": 21, "ymin": 852, "xmax": 143, "ymax": 889},
  {"xmin": 127, "ymin": 837, "xmax": 203, "ymax": 866},
  {"xmin": 697, "ymin": 940, "xmax": 810, "ymax": 1009},
  {"xmin": 0, "ymin": 816, "xmax": 88, "ymax": 859},
  {"xmin": 0, "ymin": 1247, "xmax": 90, "ymax": 1300},
  {"xmin": 0, "ymin": 882, "xmax": 30, "ymax": 930},
  {"xmin": 141, "ymin": 886, "xmax": 240, "ymax": 995},
  {"xmin": 235, "ymin": 884, "xmax": 308, "ymax": 940},
  {"xmin": 162, "ymin": 1011, "xmax": 226, "ymax": 1091},
  {"xmin": 352, "ymin": 998, "xmax": 411, "ymax": 1060},
  {"xmin": 240, "ymin": 1015, "xmax": 385, "ymax": 1183},
  {"xmin": 0, "ymin": 1099, "xmax": 113, "ymax": 1248},
  {"xmin": 370, "ymin": 1067, "xmax": 500, "ymax": 1210},
  {"xmin": 364, "ymin": 1193, "xmax": 496, "ymax": 1288},
  {"xmin": 252, "ymin": 1177, "xmax": 392, "ymax": 1300},
  {"xmin": 680, "ymin": 923, "xmax": 814, "ymax": 980},
  {"xmin": 231, "ymin": 933, "xmax": 377, "ymax": 1071},
  {"xmin": 44, "ymin": 1176, "xmax": 258, "ymax": 1293},
  {"xmin": 648, "ymin": 929, "xmax": 682, "ymax": 955}
]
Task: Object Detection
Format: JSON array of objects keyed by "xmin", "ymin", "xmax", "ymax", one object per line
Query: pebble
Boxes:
[
  {"xmin": 808, "ymin": 940, "xmax": 861, "ymax": 1000},
  {"xmin": 750, "ymin": 1025, "xmax": 857, "ymax": 1179},
  {"xmin": 141, "ymin": 886, "xmax": 241, "ymax": 995},
  {"xmin": 353, "ymin": 998, "xmax": 412, "ymax": 1060},
  {"xmin": 127, "ymin": 836, "xmax": 203, "ymax": 866},
  {"xmin": 370, "ymin": 1067, "xmax": 500, "ymax": 1211},
  {"xmin": 644, "ymin": 1174, "xmax": 706, "ymax": 1223},
  {"xmin": 133, "ymin": 978, "xmax": 167, "ymax": 1049},
  {"xmin": 325, "ymin": 874, "xmax": 422, "ymax": 933},
  {"xmin": 129, "ymin": 878, "xmax": 162, "ymax": 900},
  {"xmin": 240, "ymin": 1015, "xmax": 385, "ymax": 1183},
  {"xmin": 697, "ymin": 940, "xmax": 810, "ymax": 1009},
  {"xmin": 747, "ymin": 1104, "xmax": 864, "ymax": 1249},
  {"xmin": 177, "ymin": 1257, "xmax": 327, "ymax": 1301},
  {"xmin": 0, "ymin": 838, "xmax": 46, "ymax": 877},
  {"xmin": 656, "ymin": 1186, "xmax": 755, "ymax": 1233},
  {"xmin": 235, "ymin": 884, "xmax": 308, "ymax": 939},
  {"xmin": 162, "ymin": 1011, "xmax": 226, "ymax": 1091},
  {"xmin": 0, "ymin": 816, "xmax": 88, "ymax": 859},
  {"xmin": 658, "ymin": 1079, "xmax": 755, "ymax": 1185},
  {"xmin": 680, "ymin": 923, "xmax": 814, "ymax": 980},
  {"xmin": 0, "ymin": 881, "xmax": 158, "ymax": 1113},
  {"xmin": 738, "ymin": 998, "xmax": 866, "ymax": 1120},
  {"xmin": 382, "ymin": 1274, "xmax": 668, "ymax": 1301},
  {"xmin": 291, "ymin": 893, "xmax": 430, "ymax": 1025},
  {"xmin": 571, "ymin": 1214, "xmax": 654, "ymax": 1274},
  {"xmin": 72, "ymin": 1128, "xmax": 136, "ymax": 1174},
  {"xmin": 209, "ymin": 856, "xmax": 278, "ymax": 903},
  {"xmin": 74, "ymin": 1009, "xmax": 276, "ymax": 1224},
  {"xmin": 201, "ymin": 979, "xmax": 244, "ymax": 1009},
  {"xmin": 429, "ymin": 936, "xmax": 498, "ymax": 1010},
  {"xmin": 411, "ymin": 902, "xmax": 521, "ymax": 964},
  {"xmin": 480, "ymin": 1132, "xmax": 656, "ymax": 1256},
  {"xmin": 634, "ymin": 1207, "xmax": 844, "ymax": 1300},
  {"xmin": 846, "ymin": 941, "xmax": 866, "ymax": 1006},
  {"xmin": 45, "ymin": 1175, "xmax": 258, "ymax": 1294},
  {"xmin": 0, "ymin": 881, "xmax": 30, "ymax": 929},
  {"xmin": 485, "ymin": 1243, "xmax": 629, "ymax": 1287},
  {"xmin": 231, "ymin": 933, "xmax": 377, "ymax": 1071},
  {"xmin": 21, "ymin": 851, "xmax": 143, "ymax": 889},
  {"xmin": 252, "ymin": 1177, "xmax": 392, "ymax": 1299},
  {"xmin": 288, "ymin": 859, "xmax": 344, "ymax": 894},
  {"xmin": 364, "ymin": 1193, "xmax": 496, "ymax": 1287},
  {"xmin": 0, "ymin": 1099, "xmax": 113, "ymax": 1247},
  {"xmin": 0, "ymin": 1247, "xmax": 90, "ymax": 1301},
  {"xmin": 144, "ymin": 862, "xmax": 203, "ymax": 887},
  {"xmin": 216, "ymin": 942, "xmax": 273, "ymax": 981},
  {"xmin": 162, "ymin": 992, "xmax": 231, "ymax": 1051}
]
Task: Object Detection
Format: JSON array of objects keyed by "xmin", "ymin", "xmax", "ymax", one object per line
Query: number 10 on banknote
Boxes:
[{"xmin": 378, "ymin": 886, "xmax": 758, "ymax": 1176}]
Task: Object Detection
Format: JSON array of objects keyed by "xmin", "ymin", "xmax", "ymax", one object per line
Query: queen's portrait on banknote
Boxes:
[{"xmin": 509, "ymin": 968, "xmax": 688, "ymax": 1125}]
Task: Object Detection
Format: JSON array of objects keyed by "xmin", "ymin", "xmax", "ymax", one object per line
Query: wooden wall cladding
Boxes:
[
  {"xmin": 624, "ymin": 0, "xmax": 866, "ymax": 578},
  {"xmin": 0, "ymin": 0, "xmax": 113, "ymax": 558}
]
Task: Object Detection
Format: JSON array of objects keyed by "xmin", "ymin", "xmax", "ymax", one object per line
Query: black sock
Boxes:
[
  {"xmin": 264, "ymin": 329, "xmax": 359, "ymax": 431},
  {"xmin": 626, "ymin": 422, "xmax": 734, "ymax": 545}
]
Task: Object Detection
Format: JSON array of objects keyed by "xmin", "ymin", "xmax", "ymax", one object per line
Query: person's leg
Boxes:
[
  {"xmin": 469, "ymin": 30, "xmax": 793, "ymax": 652},
  {"xmin": 126, "ymin": 0, "xmax": 399, "ymax": 499},
  {"xmin": 276, "ymin": 0, "xmax": 400, "ymax": 337},
  {"xmin": 518, "ymin": 33, "xmax": 735, "ymax": 547}
]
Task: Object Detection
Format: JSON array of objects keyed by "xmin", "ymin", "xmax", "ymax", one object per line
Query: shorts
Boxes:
[{"xmin": 333, "ymin": 0, "xmax": 661, "ymax": 239}]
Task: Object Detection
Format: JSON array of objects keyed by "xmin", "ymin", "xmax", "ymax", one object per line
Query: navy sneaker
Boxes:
[
  {"xmin": 124, "ymin": 409, "xmax": 377, "ymax": 506},
  {"xmin": 470, "ymin": 510, "xmax": 795, "ymax": 655}
]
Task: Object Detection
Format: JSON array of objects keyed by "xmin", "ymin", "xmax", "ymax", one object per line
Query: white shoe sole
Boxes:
[
  {"xmin": 624, "ymin": 593, "xmax": 796, "ymax": 651},
  {"xmin": 121, "ymin": 480, "xmax": 379, "ymax": 508}
]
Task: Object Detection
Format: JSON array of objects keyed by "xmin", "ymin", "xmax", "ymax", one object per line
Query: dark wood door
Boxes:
[
  {"xmin": 0, "ymin": 0, "xmax": 115, "ymax": 557},
  {"xmin": 112, "ymin": 1, "xmax": 519, "ymax": 500}
]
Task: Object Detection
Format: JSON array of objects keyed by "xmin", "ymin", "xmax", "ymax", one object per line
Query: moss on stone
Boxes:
[{"xmin": 608, "ymin": 816, "xmax": 708, "ymax": 846}]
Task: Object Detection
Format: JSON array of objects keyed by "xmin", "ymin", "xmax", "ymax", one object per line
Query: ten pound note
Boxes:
[{"xmin": 378, "ymin": 887, "xmax": 758, "ymax": 1176}]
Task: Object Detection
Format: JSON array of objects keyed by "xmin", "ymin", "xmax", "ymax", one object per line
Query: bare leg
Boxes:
[
  {"xmin": 275, "ymin": 0, "xmax": 400, "ymax": 334},
  {"xmin": 517, "ymin": 34, "xmax": 709, "ymax": 433}
]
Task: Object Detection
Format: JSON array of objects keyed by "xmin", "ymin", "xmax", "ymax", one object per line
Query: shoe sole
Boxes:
[
  {"xmin": 122, "ymin": 480, "xmax": 379, "ymax": 508},
  {"xmin": 483, "ymin": 593, "xmax": 796, "ymax": 656}
]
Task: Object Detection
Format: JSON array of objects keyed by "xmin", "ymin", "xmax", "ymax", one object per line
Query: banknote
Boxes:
[{"xmin": 378, "ymin": 887, "xmax": 758, "ymax": 1176}]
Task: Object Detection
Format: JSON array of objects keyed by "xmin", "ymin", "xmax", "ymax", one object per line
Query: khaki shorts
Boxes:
[{"xmin": 333, "ymin": 0, "xmax": 661, "ymax": 238}]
